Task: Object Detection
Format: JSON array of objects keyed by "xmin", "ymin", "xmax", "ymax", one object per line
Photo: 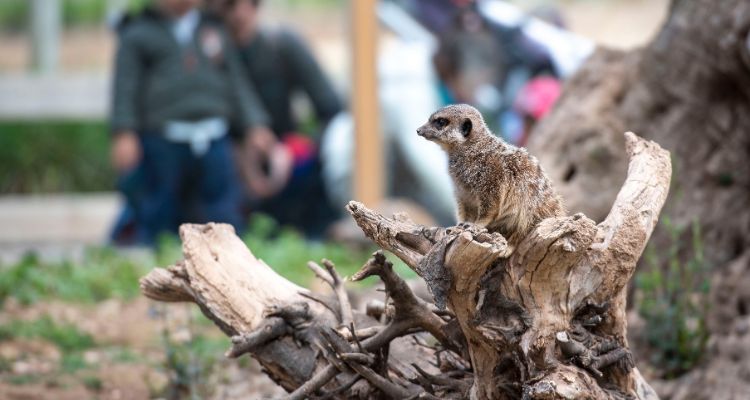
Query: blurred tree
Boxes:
[{"xmin": 529, "ymin": 0, "xmax": 750, "ymax": 397}]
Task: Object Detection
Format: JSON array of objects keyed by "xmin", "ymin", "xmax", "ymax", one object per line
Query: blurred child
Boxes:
[{"xmin": 110, "ymin": 0, "xmax": 272, "ymax": 245}]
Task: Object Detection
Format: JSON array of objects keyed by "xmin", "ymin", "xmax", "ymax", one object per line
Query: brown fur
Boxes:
[{"xmin": 417, "ymin": 104, "xmax": 565, "ymax": 248}]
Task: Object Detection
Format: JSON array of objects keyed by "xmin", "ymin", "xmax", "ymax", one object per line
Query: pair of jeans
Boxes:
[{"xmin": 113, "ymin": 134, "xmax": 244, "ymax": 246}]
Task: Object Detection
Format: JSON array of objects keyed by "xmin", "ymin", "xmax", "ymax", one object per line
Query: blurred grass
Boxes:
[
  {"xmin": 0, "ymin": 316, "xmax": 95, "ymax": 353},
  {"xmin": 0, "ymin": 0, "xmax": 343, "ymax": 32},
  {"xmin": 160, "ymin": 327, "xmax": 228, "ymax": 399},
  {"xmin": 0, "ymin": 214, "xmax": 415, "ymax": 306},
  {"xmin": 0, "ymin": 316, "xmax": 97, "ymax": 373},
  {"xmin": 239, "ymin": 214, "xmax": 374, "ymax": 285},
  {"xmin": 0, "ymin": 249, "xmax": 149, "ymax": 306},
  {"xmin": 0, "ymin": 0, "xmax": 151, "ymax": 31},
  {"xmin": 0, "ymin": 120, "xmax": 113, "ymax": 194}
]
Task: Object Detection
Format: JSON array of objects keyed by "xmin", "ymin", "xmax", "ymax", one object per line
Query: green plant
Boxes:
[
  {"xmin": 0, "ymin": 316, "xmax": 95, "ymax": 353},
  {"xmin": 62, "ymin": 0, "xmax": 107, "ymax": 26},
  {"xmin": 0, "ymin": 0, "xmax": 153, "ymax": 31},
  {"xmin": 159, "ymin": 315, "xmax": 228, "ymax": 400},
  {"xmin": 0, "ymin": 217, "xmax": 404, "ymax": 308},
  {"xmin": 240, "ymin": 214, "xmax": 415, "ymax": 285},
  {"xmin": 0, "ymin": 120, "xmax": 113, "ymax": 194},
  {"xmin": 60, "ymin": 352, "xmax": 89, "ymax": 372},
  {"xmin": 108, "ymin": 346, "xmax": 142, "ymax": 363},
  {"xmin": 6, "ymin": 374, "xmax": 42, "ymax": 385},
  {"xmin": 82, "ymin": 374, "xmax": 103, "ymax": 391},
  {"xmin": 636, "ymin": 217, "xmax": 709, "ymax": 378},
  {"xmin": 0, "ymin": 1, "xmax": 27, "ymax": 31},
  {"xmin": 0, "ymin": 316, "xmax": 97, "ymax": 373},
  {"xmin": 0, "ymin": 248, "xmax": 150, "ymax": 306}
]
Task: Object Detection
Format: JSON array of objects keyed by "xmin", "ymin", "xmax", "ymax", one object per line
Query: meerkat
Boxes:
[{"xmin": 416, "ymin": 104, "xmax": 565, "ymax": 249}]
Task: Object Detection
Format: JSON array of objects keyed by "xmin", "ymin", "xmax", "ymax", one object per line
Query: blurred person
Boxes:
[
  {"xmin": 408, "ymin": 0, "xmax": 585, "ymax": 144},
  {"xmin": 431, "ymin": 2, "xmax": 558, "ymax": 141},
  {"xmin": 109, "ymin": 0, "xmax": 272, "ymax": 245},
  {"xmin": 221, "ymin": 0, "xmax": 344, "ymax": 238}
]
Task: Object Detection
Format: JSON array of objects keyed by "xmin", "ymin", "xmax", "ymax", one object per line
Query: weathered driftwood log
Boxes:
[
  {"xmin": 139, "ymin": 223, "xmax": 440, "ymax": 398},
  {"xmin": 140, "ymin": 132, "xmax": 668, "ymax": 399}
]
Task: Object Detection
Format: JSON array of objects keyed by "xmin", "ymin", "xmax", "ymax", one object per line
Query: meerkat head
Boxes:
[{"xmin": 417, "ymin": 104, "xmax": 487, "ymax": 151}]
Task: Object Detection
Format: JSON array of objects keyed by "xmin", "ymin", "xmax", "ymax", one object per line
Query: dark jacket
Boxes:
[
  {"xmin": 236, "ymin": 28, "xmax": 342, "ymax": 138},
  {"xmin": 110, "ymin": 8, "xmax": 269, "ymax": 135}
]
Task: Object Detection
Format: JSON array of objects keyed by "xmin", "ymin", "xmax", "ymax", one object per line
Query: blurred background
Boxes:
[
  {"xmin": 0, "ymin": 0, "xmax": 667, "ymax": 256},
  {"xmin": 2, "ymin": 1, "xmax": 718, "ymax": 399}
]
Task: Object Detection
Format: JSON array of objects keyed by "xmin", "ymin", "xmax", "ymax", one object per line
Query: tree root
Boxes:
[{"xmin": 140, "ymin": 132, "xmax": 669, "ymax": 399}]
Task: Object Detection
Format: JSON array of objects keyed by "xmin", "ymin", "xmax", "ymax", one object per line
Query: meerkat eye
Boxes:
[
  {"xmin": 461, "ymin": 118, "xmax": 472, "ymax": 137},
  {"xmin": 433, "ymin": 118, "xmax": 449, "ymax": 129}
]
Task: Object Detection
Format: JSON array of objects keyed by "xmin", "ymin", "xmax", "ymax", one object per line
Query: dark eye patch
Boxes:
[{"xmin": 433, "ymin": 117, "xmax": 449, "ymax": 129}]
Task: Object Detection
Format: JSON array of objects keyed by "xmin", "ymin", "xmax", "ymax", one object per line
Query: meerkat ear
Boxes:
[{"xmin": 461, "ymin": 118, "xmax": 473, "ymax": 137}]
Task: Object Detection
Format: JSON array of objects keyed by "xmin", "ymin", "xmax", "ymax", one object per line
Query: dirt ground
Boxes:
[{"xmin": 0, "ymin": 297, "xmax": 287, "ymax": 400}]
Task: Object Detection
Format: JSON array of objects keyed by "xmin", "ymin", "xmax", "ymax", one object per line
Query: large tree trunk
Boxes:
[
  {"xmin": 528, "ymin": 1, "xmax": 750, "ymax": 398},
  {"xmin": 140, "ymin": 131, "xmax": 669, "ymax": 399}
]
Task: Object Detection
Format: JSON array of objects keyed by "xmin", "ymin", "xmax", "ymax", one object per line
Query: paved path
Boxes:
[
  {"xmin": 0, "ymin": 73, "xmax": 107, "ymax": 119},
  {"xmin": 0, "ymin": 193, "xmax": 120, "ymax": 263}
]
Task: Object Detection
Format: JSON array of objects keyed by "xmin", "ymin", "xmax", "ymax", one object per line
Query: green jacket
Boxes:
[{"xmin": 110, "ymin": 8, "xmax": 269, "ymax": 135}]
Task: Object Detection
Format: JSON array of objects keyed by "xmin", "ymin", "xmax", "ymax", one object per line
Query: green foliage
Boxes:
[
  {"xmin": 62, "ymin": 0, "xmax": 106, "ymax": 26},
  {"xmin": 0, "ymin": 120, "xmax": 113, "ymax": 194},
  {"xmin": 0, "ymin": 249, "xmax": 150, "ymax": 306},
  {"xmin": 0, "ymin": 316, "xmax": 96, "ymax": 376},
  {"xmin": 0, "ymin": 316, "xmax": 95, "ymax": 353},
  {"xmin": 153, "ymin": 214, "xmax": 381, "ymax": 287},
  {"xmin": 108, "ymin": 346, "xmax": 142, "ymax": 363},
  {"xmin": 240, "ymin": 214, "xmax": 367, "ymax": 285},
  {"xmin": 0, "ymin": 213, "xmax": 412, "ymax": 309},
  {"xmin": 60, "ymin": 352, "xmax": 89, "ymax": 372},
  {"xmin": 160, "ymin": 325, "xmax": 228, "ymax": 399},
  {"xmin": 0, "ymin": 0, "xmax": 152, "ymax": 31},
  {"xmin": 0, "ymin": 1, "xmax": 27, "ymax": 31},
  {"xmin": 636, "ymin": 217, "xmax": 709, "ymax": 378},
  {"xmin": 6, "ymin": 374, "xmax": 42, "ymax": 385},
  {"xmin": 240, "ymin": 214, "xmax": 416, "ymax": 285},
  {"xmin": 280, "ymin": 0, "xmax": 344, "ymax": 10},
  {"xmin": 0, "ymin": 0, "xmax": 342, "ymax": 31},
  {"xmin": 82, "ymin": 374, "xmax": 103, "ymax": 391}
]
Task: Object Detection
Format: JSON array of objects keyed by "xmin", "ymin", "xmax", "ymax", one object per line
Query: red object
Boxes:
[
  {"xmin": 283, "ymin": 133, "xmax": 316, "ymax": 166},
  {"xmin": 514, "ymin": 76, "xmax": 561, "ymax": 120}
]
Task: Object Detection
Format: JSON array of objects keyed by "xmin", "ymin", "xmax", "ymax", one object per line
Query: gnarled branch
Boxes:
[{"xmin": 140, "ymin": 132, "xmax": 667, "ymax": 400}]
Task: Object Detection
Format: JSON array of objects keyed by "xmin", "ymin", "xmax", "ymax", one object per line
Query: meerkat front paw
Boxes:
[
  {"xmin": 456, "ymin": 221, "xmax": 473, "ymax": 230},
  {"xmin": 457, "ymin": 221, "xmax": 488, "ymax": 235}
]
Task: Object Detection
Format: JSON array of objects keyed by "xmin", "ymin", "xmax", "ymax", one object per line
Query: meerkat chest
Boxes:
[{"xmin": 449, "ymin": 153, "xmax": 500, "ymax": 193}]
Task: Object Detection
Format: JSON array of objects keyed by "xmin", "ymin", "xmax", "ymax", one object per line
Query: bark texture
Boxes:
[
  {"xmin": 528, "ymin": 1, "xmax": 750, "ymax": 397},
  {"xmin": 140, "ymin": 131, "xmax": 669, "ymax": 399},
  {"xmin": 530, "ymin": 0, "xmax": 750, "ymax": 264}
]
